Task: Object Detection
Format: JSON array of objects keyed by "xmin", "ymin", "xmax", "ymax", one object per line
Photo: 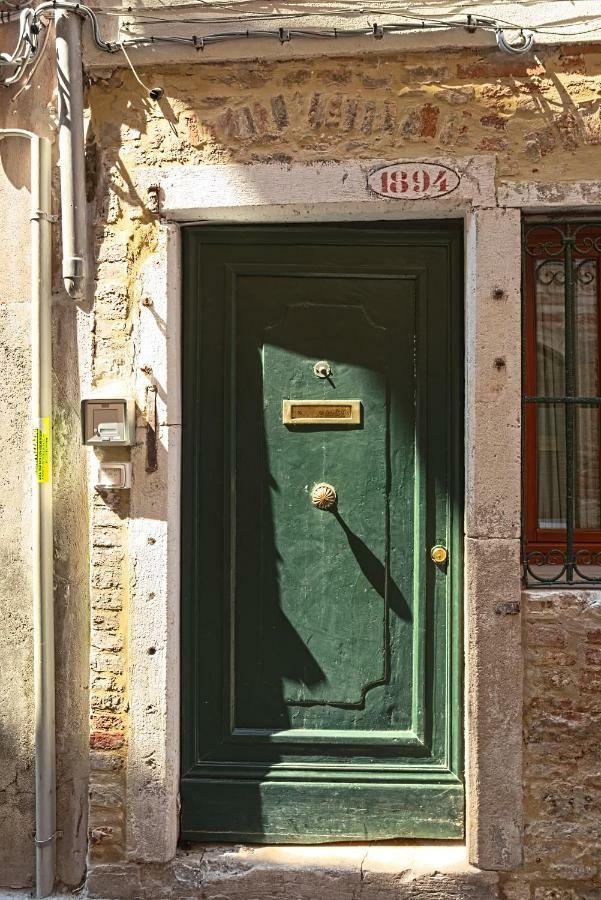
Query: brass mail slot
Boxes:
[{"xmin": 282, "ymin": 399, "xmax": 361, "ymax": 426}]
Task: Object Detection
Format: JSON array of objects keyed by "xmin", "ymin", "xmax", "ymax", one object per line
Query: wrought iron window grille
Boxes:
[{"xmin": 522, "ymin": 220, "xmax": 601, "ymax": 586}]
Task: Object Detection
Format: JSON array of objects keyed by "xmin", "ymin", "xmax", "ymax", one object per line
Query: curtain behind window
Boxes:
[{"xmin": 536, "ymin": 257, "xmax": 600, "ymax": 531}]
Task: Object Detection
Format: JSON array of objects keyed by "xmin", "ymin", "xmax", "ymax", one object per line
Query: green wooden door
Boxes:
[{"xmin": 181, "ymin": 223, "xmax": 463, "ymax": 842}]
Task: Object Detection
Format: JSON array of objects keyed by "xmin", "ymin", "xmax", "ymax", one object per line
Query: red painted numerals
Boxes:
[{"xmin": 380, "ymin": 167, "xmax": 448, "ymax": 196}]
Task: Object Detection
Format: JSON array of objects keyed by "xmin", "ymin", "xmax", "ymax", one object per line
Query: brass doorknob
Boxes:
[
  {"xmin": 431, "ymin": 544, "xmax": 448, "ymax": 565},
  {"xmin": 311, "ymin": 483, "xmax": 337, "ymax": 510}
]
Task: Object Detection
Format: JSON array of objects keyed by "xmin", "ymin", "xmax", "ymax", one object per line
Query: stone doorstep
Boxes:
[
  {"xmin": 86, "ymin": 843, "xmax": 502, "ymax": 899},
  {"xmin": 180, "ymin": 841, "xmax": 477, "ymax": 876}
]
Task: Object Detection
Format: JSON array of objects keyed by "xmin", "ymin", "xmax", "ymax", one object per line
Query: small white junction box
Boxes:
[{"xmin": 95, "ymin": 462, "xmax": 132, "ymax": 490}]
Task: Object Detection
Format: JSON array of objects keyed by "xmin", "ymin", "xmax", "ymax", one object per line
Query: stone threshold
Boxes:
[{"xmin": 87, "ymin": 842, "xmax": 502, "ymax": 899}]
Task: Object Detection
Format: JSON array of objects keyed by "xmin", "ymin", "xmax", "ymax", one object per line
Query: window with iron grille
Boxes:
[{"xmin": 523, "ymin": 221, "xmax": 601, "ymax": 585}]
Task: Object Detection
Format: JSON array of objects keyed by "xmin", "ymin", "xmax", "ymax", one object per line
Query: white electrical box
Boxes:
[
  {"xmin": 82, "ymin": 398, "xmax": 134, "ymax": 447},
  {"xmin": 95, "ymin": 462, "xmax": 132, "ymax": 490}
]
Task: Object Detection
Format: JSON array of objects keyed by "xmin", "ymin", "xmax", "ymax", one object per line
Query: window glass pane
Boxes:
[
  {"xmin": 575, "ymin": 259, "xmax": 599, "ymax": 397},
  {"xmin": 575, "ymin": 405, "xmax": 601, "ymax": 529},
  {"xmin": 537, "ymin": 403, "xmax": 566, "ymax": 529},
  {"xmin": 535, "ymin": 260, "xmax": 565, "ymax": 398}
]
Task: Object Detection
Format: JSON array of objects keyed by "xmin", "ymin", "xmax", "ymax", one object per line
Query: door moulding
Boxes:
[{"xmin": 124, "ymin": 154, "xmax": 524, "ymax": 871}]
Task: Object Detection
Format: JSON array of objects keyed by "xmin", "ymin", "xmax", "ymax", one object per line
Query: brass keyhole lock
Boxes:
[
  {"xmin": 311, "ymin": 483, "xmax": 337, "ymax": 510},
  {"xmin": 431, "ymin": 544, "xmax": 448, "ymax": 566},
  {"xmin": 313, "ymin": 360, "xmax": 332, "ymax": 379}
]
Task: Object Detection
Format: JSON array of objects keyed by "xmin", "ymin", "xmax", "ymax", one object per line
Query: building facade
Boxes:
[{"xmin": 1, "ymin": 2, "xmax": 601, "ymax": 897}]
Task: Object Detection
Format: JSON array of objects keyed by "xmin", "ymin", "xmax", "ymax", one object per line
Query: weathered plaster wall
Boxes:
[
  {"xmin": 83, "ymin": 43, "xmax": 601, "ymax": 899},
  {"xmin": 0, "ymin": 48, "xmax": 90, "ymax": 888},
  {"xmin": 0, "ymin": 224, "xmax": 36, "ymax": 887},
  {"xmin": 0, "ymin": 63, "xmax": 45, "ymax": 889}
]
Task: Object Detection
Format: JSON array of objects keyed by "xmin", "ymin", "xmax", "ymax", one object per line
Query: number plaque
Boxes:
[{"xmin": 367, "ymin": 162, "xmax": 460, "ymax": 200}]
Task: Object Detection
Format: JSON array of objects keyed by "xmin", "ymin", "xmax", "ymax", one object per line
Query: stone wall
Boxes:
[
  {"xmin": 82, "ymin": 43, "xmax": 601, "ymax": 898},
  {"xmin": 88, "ymin": 43, "xmax": 601, "ymax": 178},
  {"xmin": 501, "ymin": 592, "xmax": 601, "ymax": 900}
]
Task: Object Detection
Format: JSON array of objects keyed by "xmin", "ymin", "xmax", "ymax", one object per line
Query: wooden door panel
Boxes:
[
  {"xmin": 181, "ymin": 224, "xmax": 463, "ymax": 842},
  {"xmin": 236, "ymin": 279, "xmax": 412, "ymax": 733}
]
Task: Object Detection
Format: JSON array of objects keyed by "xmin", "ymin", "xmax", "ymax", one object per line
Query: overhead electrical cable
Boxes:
[{"xmin": 1, "ymin": 0, "xmax": 600, "ymax": 89}]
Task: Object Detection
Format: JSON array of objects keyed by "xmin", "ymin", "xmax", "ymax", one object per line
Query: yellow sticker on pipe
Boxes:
[{"xmin": 33, "ymin": 417, "xmax": 50, "ymax": 484}]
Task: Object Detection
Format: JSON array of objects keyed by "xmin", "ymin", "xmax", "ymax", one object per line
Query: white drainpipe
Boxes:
[
  {"xmin": 0, "ymin": 8, "xmax": 88, "ymax": 896},
  {"xmin": 55, "ymin": 8, "xmax": 87, "ymax": 300},
  {"xmin": 0, "ymin": 129, "xmax": 55, "ymax": 897}
]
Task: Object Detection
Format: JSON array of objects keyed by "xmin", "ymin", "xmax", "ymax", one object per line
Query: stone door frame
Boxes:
[{"xmin": 122, "ymin": 155, "xmax": 601, "ymax": 871}]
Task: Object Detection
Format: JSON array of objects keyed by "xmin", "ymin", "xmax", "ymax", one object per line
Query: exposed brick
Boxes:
[
  {"xmin": 90, "ymin": 732, "xmax": 125, "ymax": 751},
  {"xmin": 401, "ymin": 103, "xmax": 439, "ymax": 140},
  {"xmin": 88, "ymin": 825, "xmax": 124, "ymax": 861},
  {"xmin": 524, "ymin": 128, "xmax": 557, "ymax": 160},
  {"xmin": 92, "ymin": 675, "xmax": 119, "ymax": 692},
  {"xmin": 556, "ymin": 53, "xmax": 587, "ymax": 75},
  {"xmin": 361, "ymin": 74, "xmax": 391, "ymax": 88},
  {"xmin": 88, "ymin": 804, "xmax": 125, "ymax": 830},
  {"xmin": 324, "ymin": 96, "xmax": 343, "ymax": 129},
  {"xmin": 92, "ymin": 633, "xmax": 124, "ymax": 653},
  {"xmin": 343, "ymin": 99, "xmax": 358, "ymax": 131},
  {"xmin": 382, "ymin": 101, "xmax": 396, "ymax": 133},
  {"xmin": 480, "ymin": 113, "xmax": 507, "ymax": 131},
  {"xmin": 91, "ymin": 652, "xmax": 124, "ymax": 674},
  {"xmin": 527, "ymin": 625, "xmax": 567, "ymax": 648},
  {"xmin": 554, "ymin": 111, "xmax": 581, "ymax": 150},
  {"xmin": 318, "ymin": 67, "xmax": 352, "ymax": 85},
  {"xmin": 92, "ymin": 526, "xmax": 122, "ymax": 548},
  {"xmin": 308, "ymin": 92, "xmax": 325, "ymax": 129},
  {"xmin": 216, "ymin": 65, "xmax": 271, "ymax": 89},
  {"xmin": 251, "ymin": 102, "xmax": 269, "ymax": 134},
  {"xmin": 480, "ymin": 84, "xmax": 514, "ymax": 104},
  {"xmin": 360, "ymin": 101, "xmax": 376, "ymax": 135},
  {"xmin": 456, "ymin": 60, "xmax": 487, "ymax": 79},
  {"xmin": 458, "ymin": 58, "xmax": 545, "ymax": 79},
  {"xmin": 531, "ymin": 668, "xmax": 576, "ymax": 691},
  {"xmin": 91, "ymin": 712, "xmax": 123, "ymax": 731},
  {"xmin": 436, "ymin": 86, "xmax": 475, "ymax": 105},
  {"xmin": 405, "ymin": 64, "xmax": 449, "ymax": 83},
  {"xmin": 219, "ymin": 106, "xmax": 255, "ymax": 140},
  {"xmin": 92, "ymin": 592, "xmax": 123, "ymax": 612},
  {"xmin": 270, "ymin": 95, "xmax": 288, "ymax": 129},
  {"xmin": 202, "ymin": 95, "xmax": 230, "ymax": 109},
  {"xmin": 91, "ymin": 692, "xmax": 124, "ymax": 711},
  {"xmin": 583, "ymin": 108, "xmax": 601, "ymax": 145},
  {"xmin": 91, "ymin": 567, "xmax": 122, "ymax": 591},
  {"xmin": 527, "ymin": 648, "xmax": 577, "ymax": 667},
  {"xmin": 478, "ymin": 135, "xmax": 509, "ymax": 151},
  {"xmin": 580, "ymin": 670, "xmax": 601, "ymax": 693},
  {"xmin": 93, "ymin": 612, "xmax": 120, "ymax": 632},
  {"xmin": 438, "ymin": 116, "xmax": 469, "ymax": 147},
  {"xmin": 90, "ymin": 782, "xmax": 125, "ymax": 809},
  {"xmin": 90, "ymin": 750, "xmax": 125, "ymax": 773},
  {"xmin": 281, "ymin": 68, "xmax": 311, "ymax": 87},
  {"xmin": 585, "ymin": 647, "xmax": 601, "ymax": 666},
  {"xmin": 533, "ymin": 889, "xmax": 577, "ymax": 900}
]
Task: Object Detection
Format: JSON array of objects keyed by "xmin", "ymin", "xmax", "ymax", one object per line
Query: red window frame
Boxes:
[{"xmin": 523, "ymin": 223, "xmax": 601, "ymax": 560}]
